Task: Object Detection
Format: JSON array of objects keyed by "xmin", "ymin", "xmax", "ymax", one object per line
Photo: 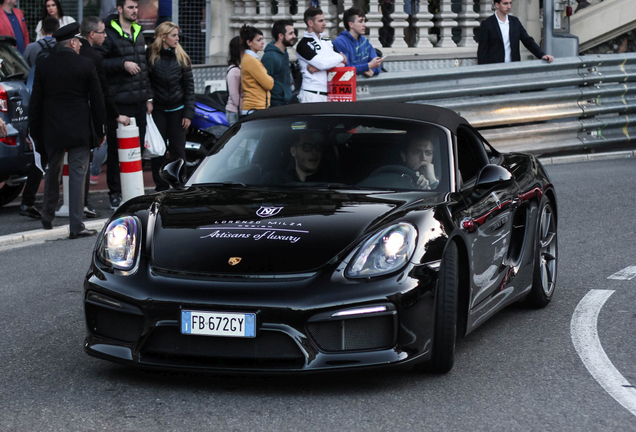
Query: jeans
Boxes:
[
  {"xmin": 90, "ymin": 142, "xmax": 108, "ymax": 177},
  {"xmin": 226, "ymin": 110, "xmax": 239, "ymax": 126}
]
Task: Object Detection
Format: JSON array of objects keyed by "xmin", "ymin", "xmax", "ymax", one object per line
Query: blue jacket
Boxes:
[
  {"xmin": 332, "ymin": 31, "xmax": 381, "ymax": 75},
  {"xmin": 261, "ymin": 41, "xmax": 292, "ymax": 105}
]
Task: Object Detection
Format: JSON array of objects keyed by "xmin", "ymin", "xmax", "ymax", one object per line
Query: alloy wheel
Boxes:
[{"xmin": 539, "ymin": 204, "xmax": 557, "ymax": 297}]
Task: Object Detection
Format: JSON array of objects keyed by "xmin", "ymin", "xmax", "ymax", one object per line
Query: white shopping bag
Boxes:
[{"xmin": 143, "ymin": 113, "xmax": 166, "ymax": 158}]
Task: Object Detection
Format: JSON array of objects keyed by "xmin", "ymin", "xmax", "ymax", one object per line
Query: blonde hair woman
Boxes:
[{"xmin": 147, "ymin": 21, "xmax": 195, "ymax": 191}]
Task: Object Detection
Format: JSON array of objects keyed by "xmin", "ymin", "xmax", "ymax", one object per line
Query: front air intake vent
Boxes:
[
  {"xmin": 142, "ymin": 327, "xmax": 305, "ymax": 362},
  {"xmin": 307, "ymin": 315, "xmax": 396, "ymax": 352}
]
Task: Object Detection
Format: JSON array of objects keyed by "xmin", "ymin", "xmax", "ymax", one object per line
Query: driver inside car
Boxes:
[{"xmin": 401, "ymin": 136, "xmax": 440, "ymax": 190}]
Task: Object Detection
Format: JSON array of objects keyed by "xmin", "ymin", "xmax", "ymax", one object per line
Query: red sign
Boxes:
[{"xmin": 327, "ymin": 67, "xmax": 357, "ymax": 102}]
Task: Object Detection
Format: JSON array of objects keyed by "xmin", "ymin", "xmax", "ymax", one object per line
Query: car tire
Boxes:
[
  {"xmin": 523, "ymin": 197, "xmax": 558, "ymax": 308},
  {"xmin": 0, "ymin": 181, "xmax": 25, "ymax": 207},
  {"xmin": 426, "ymin": 240, "xmax": 459, "ymax": 374}
]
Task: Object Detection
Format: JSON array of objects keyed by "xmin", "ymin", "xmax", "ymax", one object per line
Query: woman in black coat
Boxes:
[{"xmin": 147, "ymin": 21, "xmax": 195, "ymax": 191}]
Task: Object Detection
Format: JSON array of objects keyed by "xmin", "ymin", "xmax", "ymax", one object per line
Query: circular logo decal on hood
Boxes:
[{"xmin": 256, "ymin": 206, "xmax": 283, "ymax": 218}]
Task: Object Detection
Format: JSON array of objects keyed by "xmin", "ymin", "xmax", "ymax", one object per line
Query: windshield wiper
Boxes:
[
  {"xmin": 289, "ymin": 182, "xmax": 360, "ymax": 190},
  {"xmin": 195, "ymin": 181, "xmax": 247, "ymax": 187},
  {"xmin": 5, "ymin": 72, "xmax": 25, "ymax": 80},
  {"xmin": 325, "ymin": 183, "xmax": 358, "ymax": 189}
]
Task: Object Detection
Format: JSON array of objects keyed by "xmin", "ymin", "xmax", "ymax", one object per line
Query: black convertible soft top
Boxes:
[{"xmin": 244, "ymin": 102, "xmax": 469, "ymax": 133}]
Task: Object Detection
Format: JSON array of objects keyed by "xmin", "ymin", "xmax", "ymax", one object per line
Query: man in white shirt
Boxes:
[
  {"xmin": 477, "ymin": 0, "xmax": 554, "ymax": 65},
  {"xmin": 295, "ymin": 7, "xmax": 347, "ymax": 103}
]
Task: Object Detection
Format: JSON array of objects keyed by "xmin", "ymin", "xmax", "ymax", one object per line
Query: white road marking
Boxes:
[
  {"xmin": 571, "ymin": 289, "xmax": 636, "ymax": 417},
  {"xmin": 608, "ymin": 266, "xmax": 636, "ymax": 280}
]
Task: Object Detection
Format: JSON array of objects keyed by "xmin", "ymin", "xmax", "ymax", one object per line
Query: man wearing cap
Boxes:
[
  {"xmin": 29, "ymin": 22, "xmax": 107, "ymax": 239},
  {"xmin": 97, "ymin": 0, "xmax": 152, "ymax": 209}
]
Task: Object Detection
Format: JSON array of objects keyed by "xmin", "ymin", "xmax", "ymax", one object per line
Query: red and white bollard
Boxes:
[
  {"xmin": 117, "ymin": 118, "xmax": 145, "ymax": 204},
  {"xmin": 55, "ymin": 151, "xmax": 69, "ymax": 217}
]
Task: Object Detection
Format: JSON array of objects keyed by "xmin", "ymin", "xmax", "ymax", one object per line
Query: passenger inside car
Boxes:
[{"xmin": 261, "ymin": 131, "xmax": 342, "ymax": 184}]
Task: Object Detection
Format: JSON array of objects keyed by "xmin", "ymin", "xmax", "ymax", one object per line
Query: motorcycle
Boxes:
[
  {"xmin": 185, "ymin": 60, "xmax": 304, "ymax": 171},
  {"xmin": 185, "ymin": 90, "xmax": 230, "ymax": 170}
]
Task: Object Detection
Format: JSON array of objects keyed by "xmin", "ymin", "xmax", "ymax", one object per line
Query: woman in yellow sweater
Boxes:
[{"xmin": 240, "ymin": 25, "xmax": 274, "ymax": 114}]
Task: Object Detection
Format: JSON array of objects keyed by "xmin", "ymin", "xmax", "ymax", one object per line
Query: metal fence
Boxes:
[
  {"xmin": 172, "ymin": 0, "xmax": 209, "ymax": 65},
  {"xmin": 189, "ymin": 57, "xmax": 479, "ymax": 95},
  {"xmin": 356, "ymin": 53, "xmax": 636, "ymax": 155}
]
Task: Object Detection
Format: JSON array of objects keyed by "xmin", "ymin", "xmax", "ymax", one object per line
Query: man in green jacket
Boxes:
[{"xmin": 262, "ymin": 20, "xmax": 296, "ymax": 107}]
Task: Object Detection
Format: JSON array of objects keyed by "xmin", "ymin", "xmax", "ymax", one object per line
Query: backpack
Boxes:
[{"xmin": 34, "ymin": 38, "xmax": 57, "ymax": 65}]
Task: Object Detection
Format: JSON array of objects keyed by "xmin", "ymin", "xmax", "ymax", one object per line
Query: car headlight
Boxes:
[
  {"xmin": 97, "ymin": 216, "xmax": 139, "ymax": 270},
  {"xmin": 346, "ymin": 223, "xmax": 417, "ymax": 278}
]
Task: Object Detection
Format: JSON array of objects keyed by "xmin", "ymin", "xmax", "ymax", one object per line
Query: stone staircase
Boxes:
[{"xmin": 571, "ymin": 0, "xmax": 636, "ymax": 52}]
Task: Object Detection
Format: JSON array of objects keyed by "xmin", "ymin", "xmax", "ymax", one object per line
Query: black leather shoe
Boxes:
[
  {"xmin": 41, "ymin": 220, "xmax": 52, "ymax": 230},
  {"xmin": 19, "ymin": 205, "xmax": 42, "ymax": 219},
  {"xmin": 84, "ymin": 204, "xmax": 100, "ymax": 219},
  {"xmin": 69, "ymin": 228, "xmax": 97, "ymax": 239}
]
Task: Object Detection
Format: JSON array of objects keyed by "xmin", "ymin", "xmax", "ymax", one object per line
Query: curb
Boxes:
[
  {"xmin": 538, "ymin": 150, "xmax": 636, "ymax": 165},
  {"xmin": 0, "ymin": 219, "xmax": 108, "ymax": 248}
]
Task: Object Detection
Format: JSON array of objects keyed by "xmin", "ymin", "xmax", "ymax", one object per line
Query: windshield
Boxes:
[
  {"xmin": 0, "ymin": 43, "xmax": 28, "ymax": 80},
  {"xmin": 188, "ymin": 115, "xmax": 451, "ymax": 192}
]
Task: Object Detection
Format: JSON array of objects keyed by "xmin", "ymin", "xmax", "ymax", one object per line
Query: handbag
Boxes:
[{"xmin": 143, "ymin": 113, "xmax": 166, "ymax": 158}]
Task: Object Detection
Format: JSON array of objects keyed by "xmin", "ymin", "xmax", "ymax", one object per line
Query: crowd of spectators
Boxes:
[
  {"xmin": 2, "ymin": 0, "xmax": 628, "ymax": 235},
  {"xmin": 1, "ymin": 0, "xmax": 195, "ymax": 238}
]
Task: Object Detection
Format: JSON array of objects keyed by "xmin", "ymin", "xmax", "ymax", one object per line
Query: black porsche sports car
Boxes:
[{"xmin": 84, "ymin": 102, "xmax": 557, "ymax": 374}]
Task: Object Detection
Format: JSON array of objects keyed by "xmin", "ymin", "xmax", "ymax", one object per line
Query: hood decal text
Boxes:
[{"xmin": 200, "ymin": 226, "xmax": 308, "ymax": 244}]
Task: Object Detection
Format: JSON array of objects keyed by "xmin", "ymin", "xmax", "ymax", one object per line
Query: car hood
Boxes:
[{"xmin": 149, "ymin": 187, "xmax": 439, "ymax": 275}]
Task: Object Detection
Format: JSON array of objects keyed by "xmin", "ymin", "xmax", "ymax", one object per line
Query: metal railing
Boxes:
[
  {"xmin": 190, "ymin": 53, "xmax": 636, "ymax": 155},
  {"xmin": 356, "ymin": 53, "xmax": 636, "ymax": 155},
  {"xmin": 227, "ymin": 0, "xmax": 494, "ymax": 49}
]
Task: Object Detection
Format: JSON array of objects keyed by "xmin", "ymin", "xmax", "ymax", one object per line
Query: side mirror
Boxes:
[
  {"xmin": 475, "ymin": 164, "xmax": 513, "ymax": 190},
  {"xmin": 160, "ymin": 158, "xmax": 187, "ymax": 189}
]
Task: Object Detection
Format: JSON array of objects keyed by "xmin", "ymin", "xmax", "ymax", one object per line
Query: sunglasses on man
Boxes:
[{"xmin": 295, "ymin": 142, "xmax": 324, "ymax": 153}]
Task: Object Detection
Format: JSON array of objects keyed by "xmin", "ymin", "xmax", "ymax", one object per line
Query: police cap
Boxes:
[{"xmin": 53, "ymin": 22, "xmax": 81, "ymax": 42}]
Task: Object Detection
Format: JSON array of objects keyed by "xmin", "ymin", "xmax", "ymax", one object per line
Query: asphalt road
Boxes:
[{"xmin": 1, "ymin": 158, "xmax": 636, "ymax": 431}]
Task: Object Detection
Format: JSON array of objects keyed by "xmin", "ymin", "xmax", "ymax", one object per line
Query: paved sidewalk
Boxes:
[
  {"xmin": 1, "ymin": 150, "xmax": 635, "ymax": 248},
  {"xmin": 0, "ymin": 162, "xmax": 158, "ymax": 246}
]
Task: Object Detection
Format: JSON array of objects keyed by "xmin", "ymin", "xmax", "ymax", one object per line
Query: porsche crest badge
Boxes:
[{"xmin": 228, "ymin": 257, "xmax": 242, "ymax": 266}]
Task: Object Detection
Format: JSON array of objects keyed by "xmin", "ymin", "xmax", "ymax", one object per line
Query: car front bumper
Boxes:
[{"xmin": 83, "ymin": 256, "xmax": 438, "ymax": 373}]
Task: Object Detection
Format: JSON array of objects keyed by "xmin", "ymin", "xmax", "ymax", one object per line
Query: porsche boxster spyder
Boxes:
[{"xmin": 84, "ymin": 102, "xmax": 557, "ymax": 374}]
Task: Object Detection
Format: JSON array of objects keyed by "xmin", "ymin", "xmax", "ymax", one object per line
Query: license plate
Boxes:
[{"xmin": 181, "ymin": 310, "xmax": 256, "ymax": 337}]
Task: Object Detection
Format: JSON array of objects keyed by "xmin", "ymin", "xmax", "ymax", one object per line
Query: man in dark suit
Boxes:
[
  {"xmin": 29, "ymin": 23, "xmax": 107, "ymax": 238},
  {"xmin": 79, "ymin": 16, "xmax": 125, "ymax": 125},
  {"xmin": 79, "ymin": 15, "xmax": 130, "ymax": 218},
  {"xmin": 477, "ymin": 0, "xmax": 554, "ymax": 65}
]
